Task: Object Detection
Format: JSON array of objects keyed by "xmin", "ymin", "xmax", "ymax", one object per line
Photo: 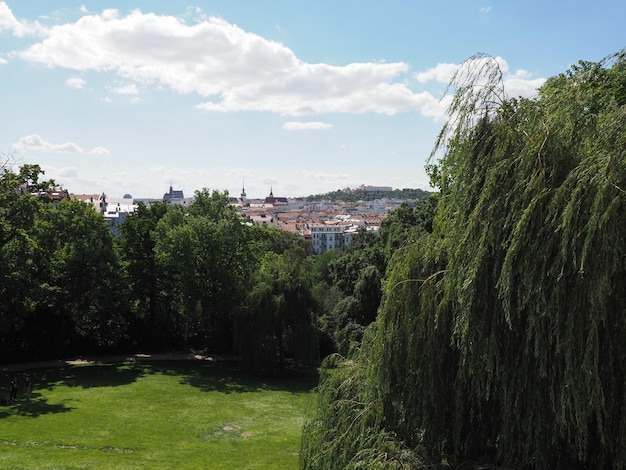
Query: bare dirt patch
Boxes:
[{"xmin": 1, "ymin": 352, "xmax": 239, "ymax": 372}]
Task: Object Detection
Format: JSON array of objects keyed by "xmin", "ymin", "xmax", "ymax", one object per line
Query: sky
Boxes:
[{"xmin": 0, "ymin": 1, "xmax": 624, "ymax": 199}]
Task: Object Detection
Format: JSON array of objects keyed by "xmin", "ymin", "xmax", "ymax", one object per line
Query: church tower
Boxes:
[
  {"xmin": 97, "ymin": 192, "xmax": 107, "ymax": 215},
  {"xmin": 240, "ymin": 178, "xmax": 247, "ymax": 202}
]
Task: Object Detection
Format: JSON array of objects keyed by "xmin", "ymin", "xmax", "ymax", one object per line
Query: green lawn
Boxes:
[{"xmin": 0, "ymin": 360, "xmax": 317, "ymax": 469}]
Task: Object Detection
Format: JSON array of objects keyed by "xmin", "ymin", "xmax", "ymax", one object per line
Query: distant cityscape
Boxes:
[{"xmin": 41, "ymin": 183, "xmax": 428, "ymax": 254}]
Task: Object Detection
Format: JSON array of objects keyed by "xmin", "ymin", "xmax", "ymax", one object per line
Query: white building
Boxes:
[
  {"xmin": 309, "ymin": 223, "xmax": 355, "ymax": 254},
  {"xmin": 104, "ymin": 197, "xmax": 136, "ymax": 236}
]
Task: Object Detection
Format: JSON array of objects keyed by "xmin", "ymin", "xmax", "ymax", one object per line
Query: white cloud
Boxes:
[
  {"xmin": 90, "ymin": 146, "xmax": 110, "ymax": 156},
  {"xmin": 414, "ymin": 62, "xmax": 459, "ymax": 84},
  {"xmin": 101, "ymin": 9, "xmax": 120, "ymax": 21},
  {"xmin": 283, "ymin": 121, "xmax": 333, "ymax": 131},
  {"xmin": 106, "ymin": 83, "xmax": 139, "ymax": 95},
  {"xmin": 0, "ymin": 1, "xmax": 26, "ymax": 36},
  {"xmin": 65, "ymin": 76, "xmax": 86, "ymax": 89},
  {"xmin": 0, "ymin": 1, "xmax": 45, "ymax": 37},
  {"xmin": 480, "ymin": 6, "xmax": 492, "ymax": 14},
  {"xmin": 3, "ymin": 4, "xmax": 547, "ymax": 121},
  {"xmin": 11, "ymin": 7, "xmax": 426, "ymax": 116},
  {"xmin": 0, "ymin": 56, "xmax": 7, "ymax": 65},
  {"xmin": 504, "ymin": 76, "xmax": 546, "ymax": 98},
  {"xmin": 414, "ymin": 56, "xmax": 544, "ymax": 102},
  {"xmin": 418, "ymin": 94, "xmax": 453, "ymax": 121},
  {"xmin": 196, "ymin": 62, "xmax": 420, "ymax": 116},
  {"xmin": 13, "ymin": 135, "xmax": 84, "ymax": 153},
  {"xmin": 457, "ymin": 56, "xmax": 545, "ymax": 99}
]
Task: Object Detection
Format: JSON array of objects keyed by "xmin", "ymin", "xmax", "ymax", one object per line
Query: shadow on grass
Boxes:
[
  {"xmin": 16, "ymin": 362, "xmax": 153, "ymax": 392},
  {"xmin": 0, "ymin": 360, "xmax": 319, "ymax": 419},
  {"xmin": 0, "ymin": 395, "xmax": 74, "ymax": 418},
  {"xmin": 187, "ymin": 367, "xmax": 319, "ymax": 394},
  {"xmin": 150, "ymin": 361, "xmax": 319, "ymax": 395}
]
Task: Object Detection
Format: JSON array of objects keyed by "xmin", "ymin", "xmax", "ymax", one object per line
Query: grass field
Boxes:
[{"xmin": 0, "ymin": 359, "xmax": 318, "ymax": 469}]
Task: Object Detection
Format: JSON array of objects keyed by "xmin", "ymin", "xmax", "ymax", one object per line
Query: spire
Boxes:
[{"xmin": 241, "ymin": 177, "xmax": 247, "ymax": 201}]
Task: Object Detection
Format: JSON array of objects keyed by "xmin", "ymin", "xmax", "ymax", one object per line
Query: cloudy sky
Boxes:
[{"xmin": 1, "ymin": 1, "xmax": 624, "ymax": 198}]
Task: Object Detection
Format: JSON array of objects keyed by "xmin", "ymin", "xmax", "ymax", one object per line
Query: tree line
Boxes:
[
  {"xmin": 0, "ymin": 163, "xmax": 433, "ymax": 376},
  {"xmin": 306, "ymin": 187, "xmax": 430, "ymax": 203}
]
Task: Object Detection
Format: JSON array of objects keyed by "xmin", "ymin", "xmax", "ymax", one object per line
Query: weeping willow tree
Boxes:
[
  {"xmin": 302, "ymin": 50, "xmax": 626, "ymax": 469},
  {"xmin": 300, "ymin": 328, "xmax": 427, "ymax": 469}
]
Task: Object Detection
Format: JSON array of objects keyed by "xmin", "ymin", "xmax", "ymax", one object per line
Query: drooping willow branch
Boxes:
[{"xmin": 390, "ymin": 269, "xmax": 446, "ymax": 292}]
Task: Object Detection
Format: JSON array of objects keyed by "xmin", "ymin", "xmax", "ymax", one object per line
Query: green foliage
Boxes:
[
  {"xmin": 304, "ymin": 50, "xmax": 626, "ymax": 469},
  {"xmin": 1, "ymin": 177, "xmax": 320, "ymax": 363},
  {"xmin": 309, "ymin": 201, "xmax": 436, "ymax": 359},
  {"xmin": 153, "ymin": 190, "xmax": 254, "ymax": 351},
  {"xmin": 237, "ymin": 250, "xmax": 318, "ymax": 374},
  {"xmin": 373, "ymin": 238, "xmax": 452, "ymax": 456},
  {"xmin": 300, "ymin": 332, "xmax": 426, "ymax": 469},
  {"xmin": 0, "ymin": 162, "xmax": 126, "ymax": 362},
  {"xmin": 0, "ymin": 163, "xmax": 50, "ymax": 249},
  {"xmin": 187, "ymin": 188, "xmax": 234, "ymax": 220},
  {"xmin": 34, "ymin": 200, "xmax": 127, "ymax": 353},
  {"xmin": 380, "ymin": 196, "xmax": 437, "ymax": 261},
  {"xmin": 328, "ymin": 296, "xmax": 362, "ymax": 356},
  {"xmin": 306, "ymin": 187, "xmax": 430, "ymax": 203},
  {"xmin": 311, "ymin": 242, "xmax": 385, "ymax": 357},
  {"xmin": 399, "ymin": 51, "xmax": 626, "ymax": 467},
  {"xmin": 116, "ymin": 201, "xmax": 170, "ymax": 349},
  {"xmin": 248, "ymin": 222, "xmax": 309, "ymax": 258},
  {"xmin": 327, "ymin": 244, "xmax": 385, "ymax": 297}
]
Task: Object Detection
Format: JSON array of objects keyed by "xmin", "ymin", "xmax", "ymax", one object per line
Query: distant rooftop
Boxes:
[{"xmin": 163, "ymin": 185, "xmax": 185, "ymax": 200}]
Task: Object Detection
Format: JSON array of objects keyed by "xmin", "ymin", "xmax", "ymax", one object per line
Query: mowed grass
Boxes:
[{"xmin": 0, "ymin": 360, "xmax": 318, "ymax": 469}]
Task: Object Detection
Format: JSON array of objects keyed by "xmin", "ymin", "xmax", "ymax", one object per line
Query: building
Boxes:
[
  {"xmin": 248, "ymin": 213, "xmax": 277, "ymax": 226},
  {"xmin": 264, "ymin": 188, "xmax": 288, "ymax": 206},
  {"xmin": 102, "ymin": 196, "xmax": 138, "ymax": 236},
  {"xmin": 163, "ymin": 185, "xmax": 187, "ymax": 205},
  {"xmin": 72, "ymin": 192, "xmax": 138, "ymax": 236},
  {"xmin": 240, "ymin": 178, "xmax": 247, "ymax": 202},
  {"xmin": 309, "ymin": 222, "xmax": 355, "ymax": 254},
  {"xmin": 20, "ymin": 184, "xmax": 70, "ymax": 203},
  {"xmin": 358, "ymin": 184, "xmax": 393, "ymax": 192}
]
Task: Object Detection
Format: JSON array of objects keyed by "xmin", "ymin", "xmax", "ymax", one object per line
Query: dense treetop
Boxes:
[
  {"xmin": 1, "ymin": 166, "xmax": 416, "ymax": 372},
  {"xmin": 305, "ymin": 187, "xmax": 430, "ymax": 202}
]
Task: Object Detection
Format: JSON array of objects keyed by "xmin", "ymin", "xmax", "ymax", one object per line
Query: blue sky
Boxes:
[{"xmin": 1, "ymin": 1, "xmax": 624, "ymax": 198}]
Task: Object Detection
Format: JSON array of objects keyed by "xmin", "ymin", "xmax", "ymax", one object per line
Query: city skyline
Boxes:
[{"xmin": 1, "ymin": 1, "xmax": 624, "ymax": 199}]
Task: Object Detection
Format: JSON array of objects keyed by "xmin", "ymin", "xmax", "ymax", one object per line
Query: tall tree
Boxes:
[
  {"xmin": 153, "ymin": 189, "xmax": 253, "ymax": 352},
  {"xmin": 117, "ymin": 201, "xmax": 170, "ymax": 349},
  {"xmin": 237, "ymin": 250, "xmax": 317, "ymax": 374},
  {"xmin": 32, "ymin": 199, "xmax": 126, "ymax": 356},
  {"xmin": 381, "ymin": 51, "xmax": 626, "ymax": 467},
  {"xmin": 0, "ymin": 164, "xmax": 69, "ymax": 361},
  {"xmin": 303, "ymin": 50, "xmax": 626, "ymax": 468}
]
